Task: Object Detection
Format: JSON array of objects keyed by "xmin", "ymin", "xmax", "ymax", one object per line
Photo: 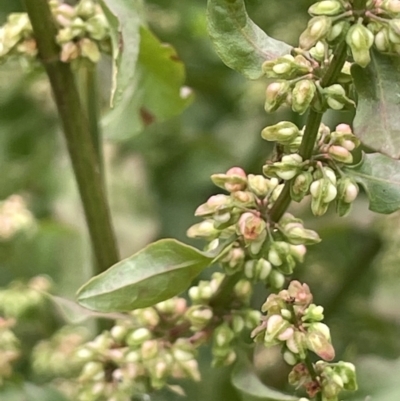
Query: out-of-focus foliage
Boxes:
[{"xmin": 1, "ymin": 0, "xmax": 400, "ymax": 400}]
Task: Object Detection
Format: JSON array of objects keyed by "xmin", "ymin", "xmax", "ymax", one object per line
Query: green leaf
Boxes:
[
  {"xmin": 47, "ymin": 294, "xmax": 126, "ymax": 324},
  {"xmin": 207, "ymin": 0, "xmax": 292, "ymax": 79},
  {"xmin": 103, "ymin": 26, "xmax": 194, "ymax": 140},
  {"xmin": 99, "ymin": 0, "xmax": 143, "ymax": 107},
  {"xmin": 352, "ymin": 50, "xmax": 400, "ymax": 159},
  {"xmin": 231, "ymin": 353, "xmax": 298, "ymax": 401},
  {"xmin": 77, "ymin": 239, "xmax": 213, "ymax": 312},
  {"xmin": 343, "ymin": 152, "xmax": 400, "ymax": 214}
]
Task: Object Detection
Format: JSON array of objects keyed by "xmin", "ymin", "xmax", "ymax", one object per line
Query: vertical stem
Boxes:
[{"xmin": 24, "ymin": 0, "xmax": 119, "ymax": 274}]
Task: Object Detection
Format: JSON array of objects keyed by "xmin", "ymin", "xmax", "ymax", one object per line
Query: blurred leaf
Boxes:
[
  {"xmin": 232, "ymin": 353, "xmax": 298, "ymax": 401},
  {"xmin": 0, "ymin": 382, "xmax": 68, "ymax": 401},
  {"xmin": 99, "ymin": 0, "xmax": 143, "ymax": 107},
  {"xmin": 77, "ymin": 239, "xmax": 213, "ymax": 312},
  {"xmin": 103, "ymin": 26, "xmax": 193, "ymax": 140},
  {"xmin": 352, "ymin": 50, "xmax": 400, "ymax": 159},
  {"xmin": 344, "ymin": 153, "xmax": 400, "ymax": 214},
  {"xmin": 207, "ymin": 0, "xmax": 292, "ymax": 79},
  {"xmin": 47, "ymin": 294, "xmax": 126, "ymax": 324}
]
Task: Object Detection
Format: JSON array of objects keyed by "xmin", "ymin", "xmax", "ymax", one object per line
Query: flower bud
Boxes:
[
  {"xmin": 234, "ymin": 279, "xmax": 252, "ymax": 301},
  {"xmin": 302, "ymin": 304, "xmax": 324, "ymax": 322},
  {"xmin": 195, "ymin": 194, "xmax": 230, "ymax": 217},
  {"xmin": 80, "ymin": 361, "xmax": 104, "ymax": 381},
  {"xmin": 126, "ymin": 328, "xmax": 152, "ymax": 347},
  {"xmin": 383, "ymin": 0, "xmax": 400, "ymax": 13},
  {"xmin": 264, "ymin": 154, "xmax": 303, "ymax": 181},
  {"xmin": 188, "ymin": 281, "xmax": 213, "ymax": 304},
  {"xmin": 306, "ymin": 324, "xmax": 335, "ymax": 361},
  {"xmin": 308, "ymin": 1, "xmax": 344, "ymax": 16},
  {"xmin": 291, "ymin": 80, "xmax": 316, "ymax": 115},
  {"xmin": 334, "ymin": 361, "xmax": 358, "ymax": 391},
  {"xmin": 186, "ymin": 220, "xmax": 219, "ymax": 239},
  {"xmin": 269, "ymin": 270, "xmax": 285, "ymax": 289},
  {"xmin": 323, "ymin": 84, "xmax": 354, "ymax": 110},
  {"xmin": 281, "ymin": 222, "xmax": 321, "ymax": 245},
  {"xmin": 237, "ymin": 212, "xmax": 266, "ymax": 242},
  {"xmin": 261, "ymin": 121, "xmax": 300, "ymax": 144},
  {"xmin": 264, "ymin": 315, "xmax": 289, "ymax": 344},
  {"xmin": 290, "ymin": 171, "xmax": 313, "ymax": 202},
  {"xmin": 346, "ymin": 24, "xmax": 374, "ymax": 68},
  {"xmin": 262, "ymin": 55, "xmax": 310, "ymax": 79},
  {"xmin": 247, "ymin": 174, "xmax": 270, "ymax": 197},
  {"xmin": 289, "ymin": 244, "xmax": 307, "ymax": 262},
  {"xmin": 211, "ymin": 167, "xmax": 247, "ymax": 192},
  {"xmin": 300, "ymin": 16, "xmax": 333, "ymax": 49},
  {"xmin": 186, "ymin": 305, "xmax": 213, "ymax": 331},
  {"xmin": 76, "ymin": 0, "xmax": 96, "ymax": 19},
  {"xmin": 310, "ymin": 178, "xmax": 337, "ymax": 203},
  {"xmin": 264, "ymin": 81, "xmax": 291, "ymax": 113},
  {"xmin": 86, "ymin": 15, "xmax": 109, "ymax": 41},
  {"xmin": 60, "ymin": 42, "xmax": 79, "ymax": 62},
  {"xmin": 309, "ymin": 41, "xmax": 326, "ymax": 61},
  {"xmin": 214, "ymin": 323, "xmax": 235, "ymax": 348},
  {"xmin": 328, "ymin": 145, "xmax": 353, "ymax": 163},
  {"xmin": 268, "ymin": 242, "xmax": 296, "ymax": 274},
  {"xmin": 110, "ymin": 325, "xmax": 128, "ymax": 342},
  {"xmin": 141, "ymin": 339, "xmax": 159, "ymax": 360},
  {"xmin": 283, "ymin": 350, "xmax": 298, "ymax": 365},
  {"xmin": 375, "ymin": 28, "xmax": 391, "ymax": 52},
  {"xmin": 327, "ymin": 21, "xmax": 350, "ymax": 42},
  {"xmin": 336, "ymin": 177, "xmax": 359, "ymax": 216},
  {"xmin": 80, "ymin": 38, "xmax": 101, "ymax": 63}
]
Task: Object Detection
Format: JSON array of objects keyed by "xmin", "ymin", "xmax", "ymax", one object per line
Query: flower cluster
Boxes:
[
  {"xmin": 252, "ymin": 281, "xmax": 357, "ymax": 401},
  {"xmin": 262, "ymin": 122, "xmax": 360, "ymax": 216},
  {"xmin": 0, "ymin": 195, "xmax": 36, "ymax": 241},
  {"xmin": 187, "ymin": 168, "xmax": 321, "ymax": 286},
  {"xmin": 0, "ymin": 0, "xmax": 110, "ymax": 64},
  {"xmin": 0, "ymin": 318, "xmax": 20, "ymax": 385}
]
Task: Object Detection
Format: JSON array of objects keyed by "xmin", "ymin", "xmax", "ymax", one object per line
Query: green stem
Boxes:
[
  {"xmin": 352, "ymin": 0, "xmax": 368, "ymax": 10},
  {"xmin": 269, "ymin": 41, "xmax": 348, "ymax": 223},
  {"xmin": 24, "ymin": 0, "xmax": 119, "ymax": 274}
]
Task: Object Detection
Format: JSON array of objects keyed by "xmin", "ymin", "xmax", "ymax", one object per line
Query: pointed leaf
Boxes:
[
  {"xmin": 99, "ymin": 0, "xmax": 143, "ymax": 107},
  {"xmin": 343, "ymin": 152, "xmax": 400, "ymax": 214},
  {"xmin": 77, "ymin": 239, "xmax": 213, "ymax": 312},
  {"xmin": 232, "ymin": 353, "xmax": 298, "ymax": 401},
  {"xmin": 207, "ymin": 0, "xmax": 292, "ymax": 79},
  {"xmin": 47, "ymin": 294, "xmax": 126, "ymax": 324},
  {"xmin": 352, "ymin": 50, "xmax": 400, "ymax": 159},
  {"xmin": 103, "ymin": 26, "xmax": 194, "ymax": 140}
]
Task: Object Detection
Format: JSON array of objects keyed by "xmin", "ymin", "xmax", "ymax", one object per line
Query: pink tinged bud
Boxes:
[
  {"xmin": 306, "ymin": 331, "xmax": 335, "ymax": 361},
  {"xmin": 328, "ymin": 145, "xmax": 353, "ymax": 163},
  {"xmin": 226, "ymin": 167, "xmax": 246, "ymax": 178},
  {"xmin": 237, "ymin": 212, "xmax": 266, "ymax": 241},
  {"xmin": 343, "ymin": 182, "xmax": 358, "ymax": 203},
  {"xmin": 265, "ymin": 81, "xmax": 291, "ymax": 113},
  {"xmin": 385, "ymin": 0, "xmax": 400, "ymax": 13},
  {"xmin": 278, "ymin": 326, "xmax": 294, "ymax": 341},
  {"xmin": 290, "ymin": 244, "xmax": 307, "ymax": 262},
  {"xmin": 335, "ymin": 123, "xmax": 352, "ymax": 134},
  {"xmin": 292, "ymin": 80, "xmax": 316, "ymax": 115}
]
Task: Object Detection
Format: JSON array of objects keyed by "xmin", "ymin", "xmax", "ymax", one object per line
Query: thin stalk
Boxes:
[{"xmin": 24, "ymin": 0, "xmax": 119, "ymax": 274}]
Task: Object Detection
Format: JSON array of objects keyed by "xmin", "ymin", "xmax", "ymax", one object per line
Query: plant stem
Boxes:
[
  {"xmin": 270, "ymin": 41, "xmax": 348, "ymax": 222},
  {"xmin": 24, "ymin": 0, "xmax": 119, "ymax": 274}
]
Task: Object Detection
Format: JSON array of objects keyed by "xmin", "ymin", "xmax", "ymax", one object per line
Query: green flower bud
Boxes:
[
  {"xmin": 388, "ymin": 20, "xmax": 400, "ymax": 44},
  {"xmin": 286, "ymin": 331, "xmax": 308, "ymax": 359},
  {"xmin": 336, "ymin": 177, "xmax": 359, "ymax": 216},
  {"xmin": 244, "ymin": 310, "xmax": 262, "ymax": 328},
  {"xmin": 264, "ymin": 81, "xmax": 291, "ymax": 113},
  {"xmin": 189, "ymin": 281, "xmax": 213, "ymax": 304},
  {"xmin": 264, "ymin": 315, "xmax": 289, "ymax": 345},
  {"xmin": 309, "ymin": 41, "xmax": 326, "ymax": 61},
  {"xmin": 80, "ymin": 361, "xmax": 104, "ymax": 381},
  {"xmin": 126, "ymin": 328, "xmax": 152, "ymax": 347},
  {"xmin": 346, "ymin": 24, "xmax": 374, "ymax": 67},
  {"xmin": 57, "ymin": 27, "xmax": 75, "ymax": 44},
  {"xmin": 234, "ymin": 279, "xmax": 252, "ymax": 302},
  {"xmin": 110, "ymin": 325, "xmax": 128, "ymax": 342},
  {"xmin": 291, "ymin": 79, "xmax": 316, "ymax": 115},
  {"xmin": 310, "ymin": 177, "xmax": 337, "ymax": 216},
  {"xmin": 261, "ymin": 121, "xmax": 300, "ymax": 143},
  {"xmin": 269, "ymin": 270, "xmax": 286, "ymax": 289},
  {"xmin": 375, "ymin": 28, "xmax": 391, "ymax": 52},
  {"xmin": 214, "ymin": 323, "xmax": 235, "ymax": 348},
  {"xmin": 80, "ymin": 38, "xmax": 101, "ymax": 63},
  {"xmin": 247, "ymin": 174, "xmax": 270, "ymax": 197},
  {"xmin": 186, "ymin": 305, "xmax": 213, "ymax": 331},
  {"xmin": 187, "ymin": 220, "xmax": 219, "ymax": 239},
  {"xmin": 300, "ymin": 16, "xmax": 333, "ymax": 49},
  {"xmin": 264, "ymin": 154, "xmax": 303, "ymax": 181},
  {"xmin": 383, "ymin": 0, "xmax": 400, "ymax": 13},
  {"xmin": 334, "ymin": 361, "xmax": 358, "ymax": 391},
  {"xmin": 323, "ymin": 84, "xmax": 355, "ymax": 110},
  {"xmin": 308, "ymin": 1, "xmax": 344, "ymax": 16},
  {"xmin": 281, "ymin": 222, "xmax": 321, "ymax": 245},
  {"xmin": 86, "ymin": 14, "xmax": 109, "ymax": 41},
  {"xmin": 141, "ymin": 339, "xmax": 159, "ymax": 360},
  {"xmin": 302, "ymin": 304, "xmax": 324, "ymax": 322},
  {"xmin": 268, "ymin": 242, "xmax": 296, "ymax": 274},
  {"xmin": 76, "ymin": 0, "xmax": 96, "ymax": 19},
  {"xmin": 327, "ymin": 21, "xmax": 350, "ymax": 43},
  {"xmin": 262, "ymin": 55, "xmax": 311, "ymax": 79},
  {"xmin": 283, "ymin": 350, "xmax": 298, "ymax": 365},
  {"xmin": 290, "ymin": 171, "xmax": 313, "ymax": 202}
]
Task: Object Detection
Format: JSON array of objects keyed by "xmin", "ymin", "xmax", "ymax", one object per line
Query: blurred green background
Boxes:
[{"xmin": 1, "ymin": 0, "xmax": 400, "ymax": 400}]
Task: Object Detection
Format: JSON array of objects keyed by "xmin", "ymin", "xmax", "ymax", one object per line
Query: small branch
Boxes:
[{"xmin": 24, "ymin": 0, "xmax": 119, "ymax": 274}]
